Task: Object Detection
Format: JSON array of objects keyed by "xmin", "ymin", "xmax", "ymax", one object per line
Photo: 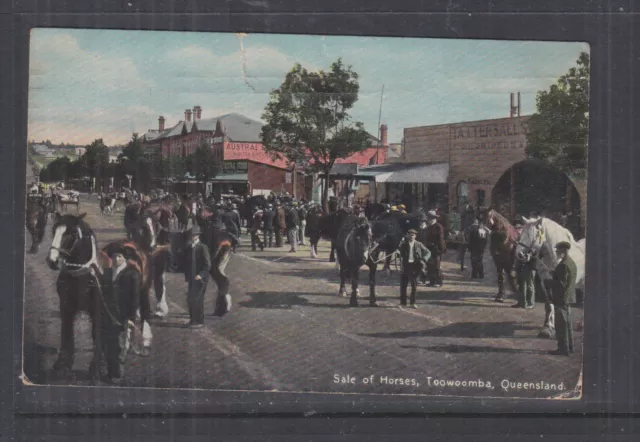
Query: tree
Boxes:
[
  {"xmin": 260, "ymin": 58, "xmax": 372, "ymax": 209},
  {"xmin": 186, "ymin": 141, "xmax": 222, "ymax": 195},
  {"xmin": 81, "ymin": 138, "xmax": 110, "ymax": 189},
  {"xmin": 525, "ymin": 51, "xmax": 589, "ymax": 176}
]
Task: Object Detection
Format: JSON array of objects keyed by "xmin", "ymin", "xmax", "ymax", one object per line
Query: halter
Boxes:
[
  {"xmin": 50, "ymin": 230, "xmax": 100, "ymax": 277},
  {"xmin": 517, "ymin": 227, "xmax": 546, "ymax": 255}
]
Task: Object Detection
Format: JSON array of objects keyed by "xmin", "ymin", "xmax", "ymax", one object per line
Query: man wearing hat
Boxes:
[
  {"xmin": 468, "ymin": 218, "xmax": 490, "ymax": 280},
  {"xmin": 183, "ymin": 225, "xmax": 211, "ymax": 328},
  {"xmin": 297, "ymin": 202, "xmax": 308, "ymax": 246},
  {"xmin": 285, "ymin": 203, "xmax": 300, "ymax": 252},
  {"xmin": 99, "ymin": 243, "xmax": 141, "ymax": 383},
  {"xmin": 398, "ymin": 229, "xmax": 431, "ymax": 308},
  {"xmin": 423, "ymin": 210, "xmax": 446, "ymax": 287},
  {"xmin": 222, "ymin": 204, "xmax": 241, "ymax": 252},
  {"xmin": 274, "ymin": 202, "xmax": 286, "ymax": 247},
  {"xmin": 250, "ymin": 207, "xmax": 265, "ymax": 251},
  {"xmin": 546, "ymin": 241, "xmax": 577, "ymax": 356},
  {"xmin": 262, "ymin": 203, "xmax": 275, "ymax": 248},
  {"xmin": 513, "ymin": 217, "xmax": 537, "ymax": 309}
]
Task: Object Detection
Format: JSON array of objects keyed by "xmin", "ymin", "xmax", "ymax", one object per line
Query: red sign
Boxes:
[{"xmin": 223, "ymin": 142, "xmax": 290, "ymax": 169}]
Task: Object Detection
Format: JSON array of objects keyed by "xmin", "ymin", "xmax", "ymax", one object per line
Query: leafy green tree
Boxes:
[
  {"xmin": 81, "ymin": 138, "xmax": 110, "ymax": 185},
  {"xmin": 186, "ymin": 141, "xmax": 221, "ymax": 194},
  {"xmin": 39, "ymin": 157, "xmax": 71, "ymax": 182},
  {"xmin": 525, "ymin": 51, "xmax": 589, "ymax": 176},
  {"xmin": 260, "ymin": 58, "xmax": 371, "ymax": 209}
]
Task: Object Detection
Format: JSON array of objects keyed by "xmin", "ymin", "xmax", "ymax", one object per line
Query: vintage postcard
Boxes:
[{"xmin": 22, "ymin": 29, "xmax": 588, "ymax": 400}]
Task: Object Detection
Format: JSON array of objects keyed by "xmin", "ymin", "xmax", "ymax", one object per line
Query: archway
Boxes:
[{"xmin": 491, "ymin": 159, "xmax": 583, "ymax": 239}]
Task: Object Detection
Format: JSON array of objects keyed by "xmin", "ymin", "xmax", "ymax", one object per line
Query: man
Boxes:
[
  {"xmin": 458, "ymin": 203, "xmax": 476, "ymax": 272},
  {"xmin": 286, "ymin": 203, "xmax": 300, "ymax": 253},
  {"xmin": 513, "ymin": 217, "xmax": 537, "ymax": 309},
  {"xmin": 262, "ymin": 203, "xmax": 275, "ymax": 248},
  {"xmin": 250, "ymin": 207, "xmax": 265, "ymax": 251},
  {"xmin": 183, "ymin": 225, "xmax": 211, "ymax": 328},
  {"xmin": 222, "ymin": 204, "xmax": 241, "ymax": 252},
  {"xmin": 423, "ymin": 210, "xmax": 446, "ymax": 287},
  {"xmin": 468, "ymin": 218, "xmax": 489, "ymax": 280},
  {"xmin": 398, "ymin": 229, "xmax": 431, "ymax": 309},
  {"xmin": 99, "ymin": 244, "xmax": 141, "ymax": 384},
  {"xmin": 298, "ymin": 203, "xmax": 308, "ymax": 246},
  {"xmin": 546, "ymin": 241, "xmax": 577, "ymax": 356},
  {"xmin": 274, "ymin": 203, "xmax": 286, "ymax": 247}
]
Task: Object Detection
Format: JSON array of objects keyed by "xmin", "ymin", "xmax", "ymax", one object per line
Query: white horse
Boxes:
[{"xmin": 515, "ymin": 217, "xmax": 586, "ymax": 339}]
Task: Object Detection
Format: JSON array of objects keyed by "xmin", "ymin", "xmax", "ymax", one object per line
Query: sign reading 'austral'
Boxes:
[{"xmin": 223, "ymin": 142, "xmax": 289, "ymax": 169}]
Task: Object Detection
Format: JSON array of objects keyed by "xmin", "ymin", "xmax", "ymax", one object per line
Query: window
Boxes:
[
  {"xmin": 456, "ymin": 181, "xmax": 469, "ymax": 211},
  {"xmin": 476, "ymin": 189, "xmax": 486, "ymax": 207}
]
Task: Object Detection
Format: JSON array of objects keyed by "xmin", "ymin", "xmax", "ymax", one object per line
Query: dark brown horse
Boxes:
[
  {"xmin": 26, "ymin": 195, "xmax": 48, "ymax": 253},
  {"xmin": 45, "ymin": 213, "xmax": 150, "ymax": 379},
  {"xmin": 483, "ymin": 208, "xmax": 519, "ymax": 302}
]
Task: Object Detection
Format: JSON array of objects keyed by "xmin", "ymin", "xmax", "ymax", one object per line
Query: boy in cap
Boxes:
[
  {"xmin": 546, "ymin": 241, "xmax": 577, "ymax": 356},
  {"xmin": 398, "ymin": 229, "xmax": 431, "ymax": 308},
  {"xmin": 99, "ymin": 243, "xmax": 141, "ymax": 384},
  {"xmin": 183, "ymin": 225, "xmax": 211, "ymax": 328},
  {"xmin": 423, "ymin": 210, "xmax": 446, "ymax": 287}
]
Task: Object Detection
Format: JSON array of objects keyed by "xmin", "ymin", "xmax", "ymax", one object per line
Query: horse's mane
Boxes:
[{"xmin": 488, "ymin": 209, "xmax": 518, "ymax": 240}]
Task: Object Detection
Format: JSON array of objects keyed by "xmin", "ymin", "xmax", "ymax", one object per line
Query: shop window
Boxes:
[
  {"xmin": 457, "ymin": 181, "xmax": 469, "ymax": 210},
  {"xmin": 476, "ymin": 189, "xmax": 486, "ymax": 207}
]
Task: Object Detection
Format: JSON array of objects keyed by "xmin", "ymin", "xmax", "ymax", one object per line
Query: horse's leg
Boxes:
[
  {"xmin": 53, "ymin": 281, "xmax": 76, "ymax": 374},
  {"xmin": 88, "ymin": 281, "xmax": 104, "ymax": 381},
  {"xmin": 212, "ymin": 246, "xmax": 232, "ymax": 317},
  {"xmin": 329, "ymin": 241, "xmax": 336, "ymax": 262},
  {"xmin": 494, "ymin": 264, "xmax": 505, "ymax": 302},
  {"xmin": 368, "ymin": 257, "xmax": 379, "ymax": 307},
  {"xmin": 138, "ymin": 286, "xmax": 153, "ymax": 352},
  {"xmin": 349, "ymin": 267, "xmax": 359, "ymax": 307},
  {"xmin": 383, "ymin": 255, "xmax": 392, "ymax": 275},
  {"xmin": 537, "ymin": 279, "xmax": 556, "ymax": 338},
  {"xmin": 338, "ymin": 261, "xmax": 348, "ymax": 297},
  {"xmin": 153, "ymin": 262, "xmax": 169, "ymax": 318}
]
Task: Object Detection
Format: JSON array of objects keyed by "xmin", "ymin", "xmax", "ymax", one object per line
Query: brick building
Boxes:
[
  {"xmin": 143, "ymin": 106, "xmax": 389, "ymax": 200},
  {"xmin": 399, "ymin": 114, "xmax": 586, "ymax": 236}
]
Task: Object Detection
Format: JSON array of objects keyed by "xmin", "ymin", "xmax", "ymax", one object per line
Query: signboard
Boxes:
[
  {"xmin": 223, "ymin": 161, "xmax": 249, "ymax": 173},
  {"xmin": 224, "ymin": 142, "xmax": 289, "ymax": 169},
  {"xmin": 285, "ymin": 172, "xmax": 292, "ymax": 184},
  {"xmin": 213, "ymin": 136, "xmax": 224, "ymax": 144}
]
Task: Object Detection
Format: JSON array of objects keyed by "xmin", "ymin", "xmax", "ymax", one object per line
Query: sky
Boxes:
[{"xmin": 28, "ymin": 28, "xmax": 589, "ymax": 146}]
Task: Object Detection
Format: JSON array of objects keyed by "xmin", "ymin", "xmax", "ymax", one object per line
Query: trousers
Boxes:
[
  {"xmin": 263, "ymin": 229, "xmax": 274, "ymax": 247},
  {"xmin": 298, "ymin": 221, "xmax": 306, "ymax": 245},
  {"xmin": 554, "ymin": 304, "xmax": 574, "ymax": 354},
  {"xmin": 288, "ymin": 227, "xmax": 298, "ymax": 251},
  {"xmin": 187, "ymin": 278, "xmax": 208, "ymax": 324},
  {"xmin": 519, "ymin": 267, "xmax": 536, "ymax": 307},
  {"xmin": 427, "ymin": 254, "xmax": 443, "ymax": 285},
  {"xmin": 274, "ymin": 227, "xmax": 283, "ymax": 247},
  {"xmin": 101, "ymin": 324, "xmax": 129, "ymax": 379},
  {"xmin": 400, "ymin": 262, "xmax": 421, "ymax": 305}
]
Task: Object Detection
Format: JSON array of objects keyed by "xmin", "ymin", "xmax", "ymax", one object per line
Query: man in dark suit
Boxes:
[
  {"xmin": 222, "ymin": 204, "xmax": 241, "ymax": 252},
  {"xmin": 546, "ymin": 241, "xmax": 577, "ymax": 356},
  {"xmin": 274, "ymin": 203, "xmax": 286, "ymax": 247},
  {"xmin": 183, "ymin": 225, "xmax": 211, "ymax": 328},
  {"xmin": 262, "ymin": 204, "xmax": 275, "ymax": 248},
  {"xmin": 398, "ymin": 229, "xmax": 431, "ymax": 309},
  {"xmin": 468, "ymin": 219, "xmax": 489, "ymax": 280},
  {"xmin": 99, "ymin": 244, "xmax": 141, "ymax": 384},
  {"xmin": 423, "ymin": 210, "xmax": 446, "ymax": 287}
]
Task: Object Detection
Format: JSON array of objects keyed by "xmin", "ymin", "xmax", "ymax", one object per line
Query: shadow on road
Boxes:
[
  {"xmin": 400, "ymin": 344, "xmax": 550, "ymax": 355},
  {"xmin": 240, "ymin": 291, "xmax": 354, "ymax": 310},
  {"xmin": 359, "ymin": 321, "xmax": 539, "ymax": 339}
]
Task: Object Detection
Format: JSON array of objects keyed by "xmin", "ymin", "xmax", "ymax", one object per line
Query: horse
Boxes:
[
  {"xmin": 241, "ymin": 195, "xmax": 268, "ymax": 232},
  {"xmin": 58, "ymin": 193, "xmax": 80, "ymax": 212},
  {"xmin": 45, "ymin": 212, "xmax": 148, "ymax": 379},
  {"xmin": 305, "ymin": 205, "xmax": 327, "ymax": 258},
  {"xmin": 124, "ymin": 201, "xmax": 150, "ymax": 240},
  {"xmin": 26, "ymin": 195, "xmax": 48, "ymax": 253},
  {"xmin": 99, "ymin": 194, "xmax": 116, "ymax": 215},
  {"xmin": 334, "ymin": 215, "xmax": 376, "ymax": 307},
  {"xmin": 320, "ymin": 208, "xmax": 353, "ymax": 262},
  {"xmin": 515, "ymin": 216, "xmax": 586, "ymax": 339},
  {"xmin": 175, "ymin": 200, "xmax": 191, "ymax": 230},
  {"xmin": 483, "ymin": 208, "xmax": 519, "ymax": 302},
  {"xmin": 371, "ymin": 212, "xmax": 422, "ymax": 273},
  {"xmin": 194, "ymin": 220, "xmax": 238, "ymax": 317}
]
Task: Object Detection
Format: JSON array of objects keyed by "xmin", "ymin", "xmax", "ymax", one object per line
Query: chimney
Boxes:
[
  {"xmin": 510, "ymin": 93, "xmax": 515, "ymax": 117},
  {"xmin": 517, "ymin": 92, "xmax": 521, "ymax": 117},
  {"xmin": 158, "ymin": 116, "xmax": 165, "ymax": 132},
  {"xmin": 195, "ymin": 106, "xmax": 202, "ymax": 120},
  {"xmin": 380, "ymin": 124, "xmax": 388, "ymax": 147}
]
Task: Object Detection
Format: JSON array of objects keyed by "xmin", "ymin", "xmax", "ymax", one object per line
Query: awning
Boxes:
[{"xmin": 356, "ymin": 162, "xmax": 449, "ymax": 184}]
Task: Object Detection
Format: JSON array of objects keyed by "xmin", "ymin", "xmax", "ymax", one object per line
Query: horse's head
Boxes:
[
  {"xmin": 46, "ymin": 212, "xmax": 91, "ymax": 271},
  {"xmin": 515, "ymin": 217, "xmax": 544, "ymax": 262},
  {"xmin": 135, "ymin": 211, "xmax": 158, "ymax": 250},
  {"xmin": 353, "ymin": 218, "xmax": 372, "ymax": 245}
]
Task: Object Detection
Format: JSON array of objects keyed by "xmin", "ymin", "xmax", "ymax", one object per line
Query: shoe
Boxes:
[
  {"xmin": 494, "ymin": 297, "xmax": 505, "ymax": 303},
  {"xmin": 410, "ymin": 304, "xmax": 418, "ymax": 309},
  {"xmin": 525, "ymin": 305, "xmax": 535, "ymax": 309},
  {"xmin": 289, "ymin": 249, "xmax": 296, "ymax": 253},
  {"xmin": 548, "ymin": 349, "xmax": 569, "ymax": 356},
  {"xmin": 190, "ymin": 323, "xmax": 204, "ymax": 329},
  {"xmin": 511, "ymin": 303, "xmax": 525, "ymax": 308}
]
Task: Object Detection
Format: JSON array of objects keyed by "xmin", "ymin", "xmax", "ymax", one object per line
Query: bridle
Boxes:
[
  {"xmin": 516, "ymin": 227, "xmax": 546, "ymax": 257},
  {"xmin": 49, "ymin": 226, "xmax": 99, "ymax": 276}
]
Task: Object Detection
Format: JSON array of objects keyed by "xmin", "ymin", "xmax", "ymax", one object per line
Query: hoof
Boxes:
[
  {"xmin": 339, "ymin": 290, "xmax": 348, "ymax": 297},
  {"xmin": 349, "ymin": 300, "xmax": 358, "ymax": 307},
  {"xmin": 137, "ymin": 347, "xmax": 151, "ymax": 357},
  {"xmin": 537, "ymin": 328, "xmax": 555, "ymax": 339},
  {"xmin": 88, "ymin": 362, "xmax": 101, "ymax": 380},
  {"xmin": 369, "ymin": 301, "xmax": 379, "ymax": 307}
]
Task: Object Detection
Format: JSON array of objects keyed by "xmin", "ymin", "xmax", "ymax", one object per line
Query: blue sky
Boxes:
[{"xmin": 28, "ymin": 28, "xmax": 588, "ymax": 146}]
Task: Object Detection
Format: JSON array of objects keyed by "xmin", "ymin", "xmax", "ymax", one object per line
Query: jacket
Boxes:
[
  {"xmin": 263, "ymin": 209, "xmax": 275, "ymax": 230},
  {"xmin": 275, "ymin": 208, "xmax": 286, "ymax": 229},
  {"xmin": 468, "ymin": 224, "xmax": 489, "ymax": 256},
  {"xmin": 223, "ymin": 210, "xmax": 241, "ymax": 233},
  {"xmin": 423, "ymin": 222, "xmax": 446, "ymax": 255},
  {"xmin": 99, "ymin": 263, "xmax": 141, "ymax": 326},
  {"xmin": 398, "ymin": 239, "xmax": 431, "ymax": 274},
  {"xmin": 183, "ymin": 241, "xmax": 211, "ymax": 283},
  {"xmin": 550, "ymin": 255, "xmax": 577, "ymax": 305},
  {"xmin": 286, "ymin": 208, "xmax": 299, "ymax": 229},
  {"xmin": 298, "ymin": 207, "xmax": 307, "ymax": 222}
]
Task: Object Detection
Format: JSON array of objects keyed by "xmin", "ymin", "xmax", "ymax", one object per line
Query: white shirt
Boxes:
[
  {"xmin": 408, "ymin": 240, "xmax": 415, "ymax": 263},
  {"xmin": 113, "ymin": 262, "xmax": 127, "ymax": 281}
]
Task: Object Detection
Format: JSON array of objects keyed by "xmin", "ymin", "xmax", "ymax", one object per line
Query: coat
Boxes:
[
  {"xmin": 262, "ymin": 209, "xmax": 275, "ymax": 230},
  {"xmin": 423, "ymin": 222, "xmax": 446, "ymax": 255},
  {"xmin": 183, "ymin": 241, "xmax": 211, "ymax": 283},
  {"xmin": 550, "ymin": 256, "xmax": 577, "ymax": 305},
  {"xmin": 468, "ymin": 224, "xmax": 489, "ymax": 256},
  {"xmin": 286, "ymin": 208, "xmax": 299, "ymax": 229},
  {"xmin": 99, "ymin": 263, "xmax": 141, "ymax": 326},
  {"xmin": 222, "ymin": 210, "xmax": 241, "ymax": 233},
  {"xmin": 275, "ymin": 208, "xmax": 286, "ymax": 229},
  {"xmin": 398, "ymin": 240, "xmax": 431, "ymax": 275}
]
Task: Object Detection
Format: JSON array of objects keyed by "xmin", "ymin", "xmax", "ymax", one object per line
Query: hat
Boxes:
[
  {"xmin": 391, "ymin": 206, "xmax": 398, "ymax": 211},
  {"xmin": 555, "ymin": 241, "xmax": 571, "ymax": 251},
  {"xmin": 399, "ymin": 204, "xmax": 406, "ymax": 209},
  {"xmin": 407, "ymin": 229, "xmax": 418, "ymax": 235},
  {"xmin": 185, "ymin": 225, "xmax": 202, "ymax": 240},
  {"xmin": 427, "ymin": 210, "xmax": 438, "ymax": 218},
  {"xmin": 104, "ymin": 242, "xmax": 129, "ymax": 258}
]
